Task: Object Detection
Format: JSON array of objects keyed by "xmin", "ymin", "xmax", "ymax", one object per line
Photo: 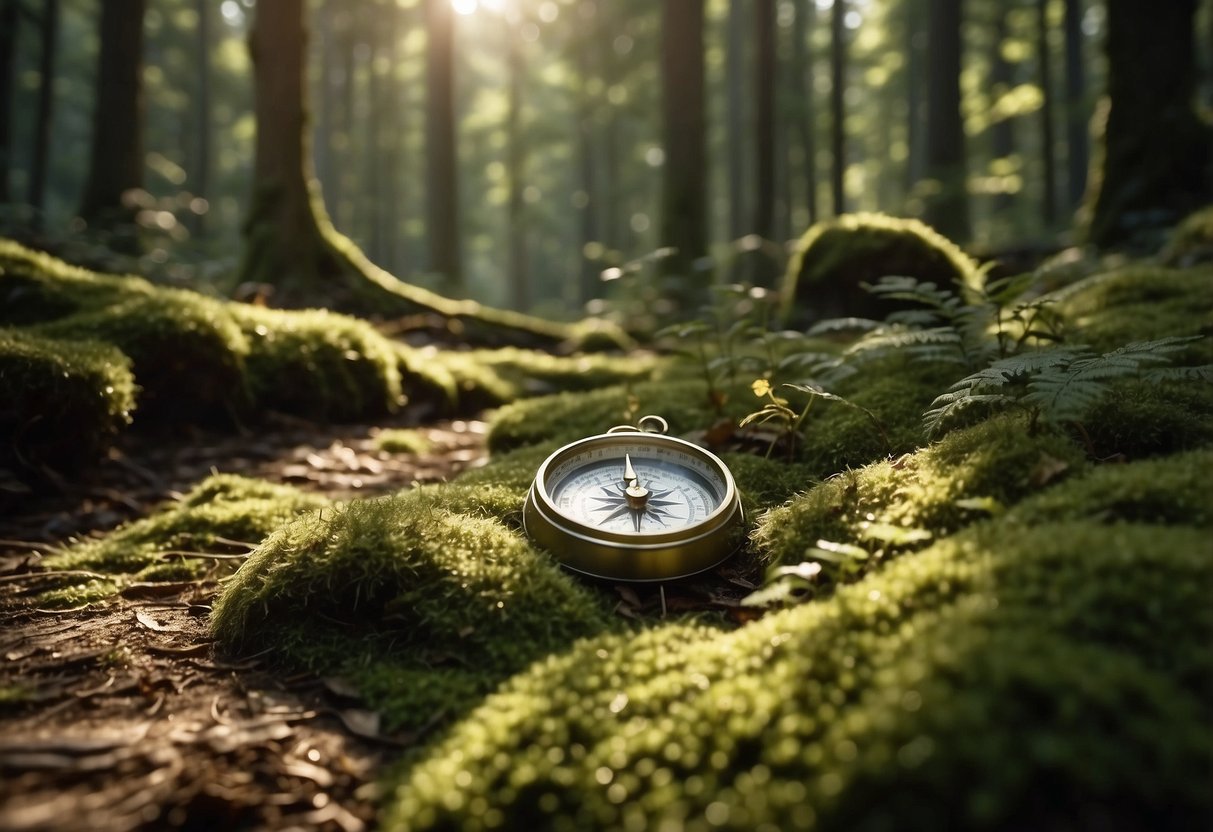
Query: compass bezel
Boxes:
[{"xmin": 522, "ymin": 429, "xmax": 744, "ymax": 581}]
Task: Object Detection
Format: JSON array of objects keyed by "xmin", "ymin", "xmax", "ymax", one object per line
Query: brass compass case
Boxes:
[{"xmin": 522, "ymin": 419, "xmax": 744, "ymax": 581}]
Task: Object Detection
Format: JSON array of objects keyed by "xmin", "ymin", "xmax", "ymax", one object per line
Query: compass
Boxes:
[{"xmin": 522, "ymin": 415, "xmax": 744, "ymax": 581}]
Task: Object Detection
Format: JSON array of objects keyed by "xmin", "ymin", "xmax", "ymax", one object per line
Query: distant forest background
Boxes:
[{"xmin": 1, "ymin": 0, "xmax": 1211, "ymax": 320}]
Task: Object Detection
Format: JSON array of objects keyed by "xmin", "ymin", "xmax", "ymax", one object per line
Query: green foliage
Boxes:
[
  {"xmin": 383, "ymin": 518, "xmax": 1212, "ymax": 830},
  {"xmin": 1160, "ymin": 205, "xmax": 1213, "ymax": 266},
  {"xmin": 374, "ymin": 428, "xmax": 434, "ymax": 455},
  {"xmin": 0, "ymin": 328, "xmax": 136, "ymax": 474},
  {"xmin": 780, "ymin": 213, "xmax": 983, "ymax": 324},
  {"xmin": 924, "ymin": 336, "xmax": 1211, "ymax": 436}
]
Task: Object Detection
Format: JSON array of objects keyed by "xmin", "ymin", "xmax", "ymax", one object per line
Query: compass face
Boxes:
[{"xmin": 544, "ymin": 441, "xmax": 729, "ymax": 536}]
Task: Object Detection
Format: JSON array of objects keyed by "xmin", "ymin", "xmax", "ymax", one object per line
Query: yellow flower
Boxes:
[{"xmin": 751, "ymin": 378, "xmax": 772, "ymax": 398}]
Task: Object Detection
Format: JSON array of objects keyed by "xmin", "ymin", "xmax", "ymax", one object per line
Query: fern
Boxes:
[{"xmin": 925, "ymin": 336, "xmax": 1208, "ymax": 435}]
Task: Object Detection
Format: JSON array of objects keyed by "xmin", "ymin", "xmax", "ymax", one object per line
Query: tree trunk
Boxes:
[
  {"xmin": 829, "ymin": 0, "xmax": 846, "ymax": 215},
  {"xmin": 905, "ymin": 0, "xmax": 925, "ymax": 193},
  {"xmin": 752, "ymin": 0, "xmax": 776, "ymax": 241},
  {"xmin": 659, "ymin": 0, "xmax": 708, "ymax": 294},
  {"xmin": 78, "ymin": 0, "xmax": 146, "ymax": 251},
  {"xmin": 575, "ymin": 44, "xmax": 599, "ymax": 307},
  {"xmin": 424, "ymin": 0, "xmax": 462, "ymax": 293},
  {"xmin": 791, "ymin": 0, "xmax": 817, "ymax": 227},
  {"xmin": 29, "ymin": 0, "xmax": 58, "ymax": 223},
  {"xmin": 365, "ymin": 19, "xmax": 384, "ymax": 263},
  {"xmin": 0, "ymin": 0, "xmax": 16, "ymax": 204},
  {"xmin": 1087, "ymin": 0, "xmax": 1211, "ymax": 247},
  {"xmin": 506, "ymin": 34, "xmax": 529, "ymax": 311},
  {"xmin": 726, "ymin": 0, "xmax": 747, "ymax": 242},
  {"xmin": 989, "ymin": 5, "xmax": 1014, "ymax": 214},
  {"xmin": 191, "ymin": 0, "xmax": 211, "ymax": 236},
  {"xmin": 1062, "ymin": 0, "xmax": 1087, "ymax": 209},
  {"xmin": 1036, "ymin": 0, "xmax": 1057, "ymax": 227},
  {"xmin": 922, "ymin": 0, "xmax": 970, "ymax": 240}
]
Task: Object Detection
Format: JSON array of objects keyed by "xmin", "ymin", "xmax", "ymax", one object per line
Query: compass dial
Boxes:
[{"xmin": 548, "ymin": 451, "xmax": 726, "ymax": 534}]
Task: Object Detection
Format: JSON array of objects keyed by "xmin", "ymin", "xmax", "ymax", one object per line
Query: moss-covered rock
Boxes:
[
  {"xmin": 0, "ymin": 328, "xmax": 136, "ymax": 475},
  {"xmin": 1160, "ymin": 204, "xmax": 1213, "ymax": 267},
  {"xmin": 781, "ymin": 213, "xmax": 982, "ymax": 324},
  {"xmin": 39, "ymin": 475, "xmax": 326, "ymax": 599},
  {"xmin": 1056, "ymin": 265, "xmax": 1213, "ymax": 359},
  {"xmin": 383, "ymin": 519, "xmax": 1212, "ymax": 831},
  {"xmin": 210, "ymin": 485, "xmax": 616, "ymax": 729},
  {"xmin": 1077, "ymin": 378, "xmax": 1213, "ymax": 459},
  {"xmin": 0, "ymin": 237, "xmax": 148, "ymax": 325},
  {"xmin": 752, "ymin": 415, "xmax": 1088, "ymax": 580},
  {"xmin": 232, "ymin": 304, "xmax": 404, "ymax": 420},
  {"xmin": 34, "ymin": 291, "xmax": 252, "ymax": 421}
]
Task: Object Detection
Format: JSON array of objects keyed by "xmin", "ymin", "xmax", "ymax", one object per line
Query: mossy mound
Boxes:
[
  {"xmin": 0, "ymin": 328, "xmax": 136, "ymax": 474},
  {"xmin": 1160, "ymin": 204, "xmax": 1213, "ymax": 267},
  {"xmin": 37, "ymin": 475, "xmax": 327, "ymax": 603},
  {"xmin": 233, "ymin": 305, "xmax": 404, "ymax": 420},
  {"xmin": 34, "ymin": 291, "xmax": 252, "ymax": 421},
  {"xmin": 384, "ymin": 518, "xmax": 1212, "ymax": 831},
  {"xmin": 1056, "ymin": 265, "xmax": 1213, "ymax": 358},
  {"xmin": 1077, "ymin": 378, "xmax": 1213, "ymax": 459},
  {"xmin": 210, "ymin": 485, "xmax": 615, "ymax": 729},
  {"xmin": 0, "ymin": 237, "xmax": 149, "ymax": 324},
  {"xmin": 752, "ymin": 415, "xmax": 1088, "ymax": 580},
  {"xmin": 781, "ymin": 213, "xmax": 982, "ymax": 324}
]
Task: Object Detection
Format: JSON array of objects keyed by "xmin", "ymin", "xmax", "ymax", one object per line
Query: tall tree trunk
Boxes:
[
  {"xmin": 240, "ymin": 0, "xmax": 336, "ymax": 292},
  {"xmin": 29, "ymin": 0, "xmax": 59, "ymax": 223},
  {"xmin": 829, "ymin": 0, "xmax": 846, "ymax": 215},
  {"xmin": 905, "ymin": 0, "xmax": 926, "ymax": 194},
  {"xmin": 379, "ymin": 4, "xmax": 403, "ymax": 275},
  {"xmin": 0, "ymin": 0, "xmax": 16, "ymax": 204},
  {"xmin": 1062, "ymin": 0, "xmax": 1087, "ymax": 209},
  {"xmin": 752, "ymin": 0, "xmax": 776, "ymax": 241},
  {"xmin": 1087, "ymin": 0, "xmax": 1211, "ymax": 247},
  {"xmin": 791, "ymin": 0, "xmax": 817, "ymax": 227},
  {"xmin": 922, "ymin": 0, "xmax": 970, "ymax": 240},
  {"xmin": 726, "ymin": 0, "xmax": 747, "ymax": 242},
  {"xmin": 315, "ymin": 0, "xmax": 336, "ymax": 200},
  {"xmin": 1036, "ymin": 0, "xmax": 1057, "ymax": 227},
  {"xmin": 575, "ymin": 43, "xmax": 599, "ymax": 306},
  {"xmin": 365, "ymin": 20, "xmax": 384, "ymax": 263},
  {"xmin": 506, "ymin": 35, "xmax": 529, "ymax": 311},
  {"xmin": 989, "ymin": 5, "xmax": 1014, "ymax": 215},
  {"xmin": 191, "ymin": 0, "xmax": 211, "ymax": 236},
  {"xmin": 424, "ymin": 0, "xmax": 462, "ymax": 293},
  {"xmin": 336, "ymin": 15, "xmax": 355, "ymax": 231},
  {"xmin": 659, "ymin": 0, "xmax": 708, "ymax": 295},
  {"xmin": 79, "ymin": 0, "xmax": 146, "ymax": 251}
]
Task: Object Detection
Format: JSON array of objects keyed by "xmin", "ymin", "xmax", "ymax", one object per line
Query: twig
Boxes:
[
  {"xmin": 157, "ymin": 550, "xmax": 251, "ymax": 561},
  {"xmin": 0, "ymin": 569, "xmax": 113, "ymax": 583},
  {"xmin": 0, "ymin": 539, "xmax": 62, "ymax": 554}
]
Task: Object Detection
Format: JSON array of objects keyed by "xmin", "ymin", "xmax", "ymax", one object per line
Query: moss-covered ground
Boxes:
[{"xmin": 7, "ymin": 226, "xmax": 1212, "ymax": 829}]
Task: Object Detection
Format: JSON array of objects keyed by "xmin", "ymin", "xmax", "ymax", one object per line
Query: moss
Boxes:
[
  {"xmin": 780, "ymin": 213, "xmax": 982, "ymax": 324},
  {"xmin": 375, "ymin": 428, "xmax": 434, "ymax": 455},
  {"xmin": 33, "ymin": 291, "xmax": 251, "ymax": 422},
  {"xmin": 1077, "ymin": 378, "xmax": 1213, "ymax": 459},
  {"xmin": 1005, "ymin": 447, "xmax": 1213, "ymax": 529},
  {"xmin": 383, "ymin": 518, "xmax": 1211, "ymax": 831},
  {"xmin": 42, "ymin": 474, "xmax": 326, "ymax": 586},
  {"xmin": 0, "ymin": 237, "xmax": 149, "ymax": 325},
  {"xmin": 34, "ymin": 577, "xmax": 121, "ymax": 609},
  {"xmin": 1160, "ymin": 204, "xmax": 1213, "ymax": 267},
  {"xmin": 752, "ymin": 415, "xmax": 1087, "ymax": 578},
  {"xmin": 211, "ymin": 487, "xmax": 609, "ymax": 654},
  {"xmin": 232, "ymin": 304, "xmax": 403, "ymax": 420},
  {"xmin": 1057, "ymin": 265, "xmax": 1213, "ymax": 358},
  {"xmin": 0, "ymin": 328, "xmax": 136, "ymax": 474}
]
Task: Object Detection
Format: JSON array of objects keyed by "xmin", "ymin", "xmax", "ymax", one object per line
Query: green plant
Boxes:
[
  {"xmin": 741, "ymin": 379, "xmax": 890, "ymax": 460},
  {"xmin": 924, "ymin": 336, "xmax": 1212, "ymax": 436}
]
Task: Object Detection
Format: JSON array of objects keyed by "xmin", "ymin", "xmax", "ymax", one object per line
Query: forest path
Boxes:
[{"xmin": 0, "ymin": 415, "xmax": 490, "ymax": 832}]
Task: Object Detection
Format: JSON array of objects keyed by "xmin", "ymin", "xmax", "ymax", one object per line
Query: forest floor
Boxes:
[{"xmin": 0, "ymin": 415, "xmax": 490, "ymax": 832}]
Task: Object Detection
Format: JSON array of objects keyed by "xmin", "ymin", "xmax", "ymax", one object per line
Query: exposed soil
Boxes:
[{"xmin": 0, "ymin": 415, "xmax": 490, "ymax": 832}]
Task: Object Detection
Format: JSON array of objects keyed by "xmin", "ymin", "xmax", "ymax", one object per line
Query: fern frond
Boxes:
[
  {"xmin": 864, "ymin": 276, "xmax": 961, "ymax": 314},
  {"xmin": 923, "ymin": 393, "xmax": 1017, "ymax": 436},
  {"xmin": 806, "ymin": 317, "xmax": 883, "ymax": 336},
  {"xmin": 1143, "ymin": 365, "xmax": 1213, "ymax": 383}
]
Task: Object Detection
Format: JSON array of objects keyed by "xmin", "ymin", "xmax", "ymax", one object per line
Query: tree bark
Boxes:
[
  {"xmin": 1036, "ymin": 0, "xmax": 1057, "ymax": 227},
  {"xmin": 1087, "ymin": 0, "xmax": 1211, "ymax": 247},
  {"xmin": 830, "ymin": 0, "xmax": 846, "ymax": 215},
  {"xmin": 726, "ymin": 0, "xmax": 747, "ymax": 242},
  {"xmin": 905, "ymin": 0, "xmax": 926, "ymax": 193},
  {"xmin": 659, "ymin": 0, "xmax": 708, "ymax": 293},
  {"xmin": 506, "ymin": 34, "xmax": 529, "ymax": 311},
  {"xmin": 78, "ymin": 0, "xmax": 146, "ymax": 250},
  {"xmin": 424, "ymin": 0, "xmax": 463, "ymax": 293},
  {"xmin": 752, "ymin": 0, "xmax": 776, "ymax": 241},
  {"xmin": 791, "ymin": 0, "xmax": 817, "ymax": 227},
  {"xmin": 0, "ymin": 0, "xmax": 16, "ymax": 204},
  {"xmin": 575, "ymin": 42, "xmax": 599, "ymax": 306},
  {"xmin": 989, "ymin": 5, "xmax": 1013, "ymax": 214},
  {"xmin": 191, "ymin": 0, "xmax": 211, "ymax": 236},
  {"xmin": 1062, "ymin": 0, "xmax": 1087, "ymax": 209},
  {"xmin": 29, "ymin": 0, "xmax": 59, "ymax": 223},
  {"xmin": 922, "ymin": 0, "xmax": 970, "ymax": 240}
]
